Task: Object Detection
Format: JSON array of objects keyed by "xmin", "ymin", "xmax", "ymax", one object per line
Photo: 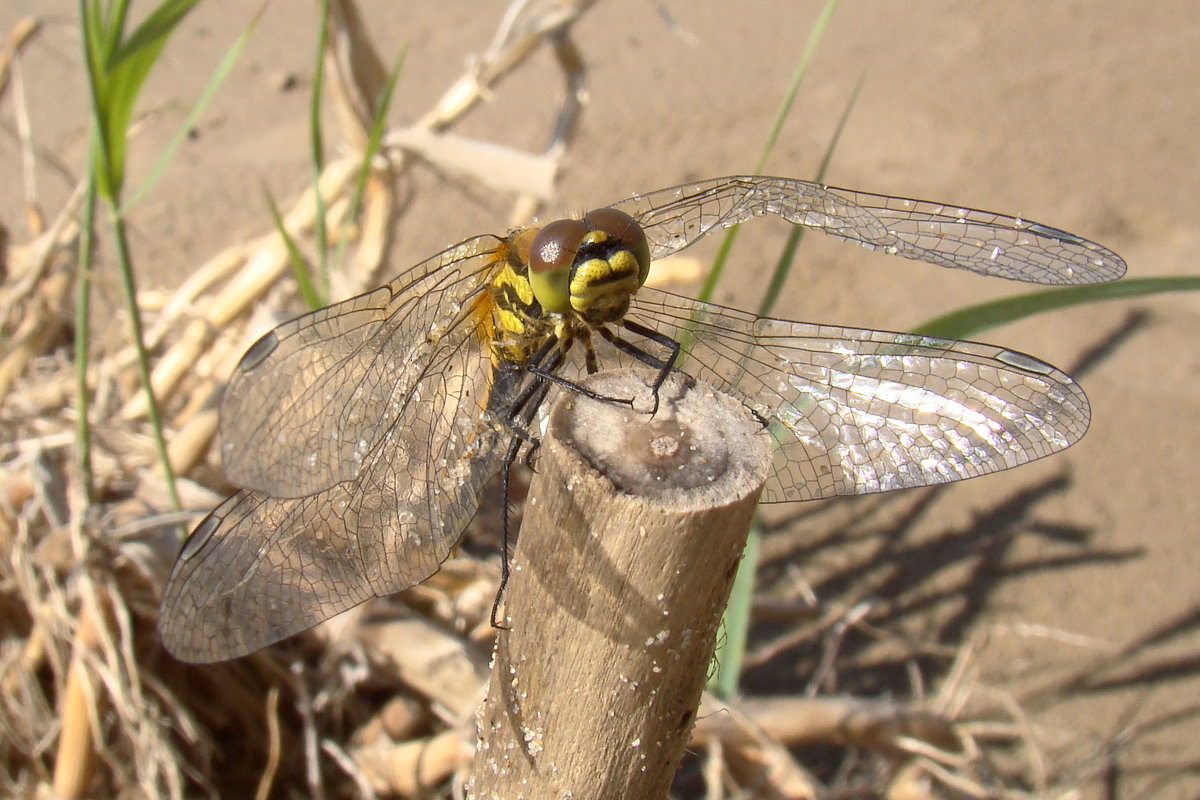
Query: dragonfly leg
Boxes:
[
  {"xmin": 592, "ymin": 319, "xmax": 682, "ymax": 415},
  {"xmin": 491, "ymin": 338, "xmax": 568, "ymax": 628},
  {"xmin": 526, "ymin": 357, "xmax": 637, "ymax": 408},
  {"xmin": 499, "ymin": 335, "xmax": 568, "ymax": 447},
  {"xmin": 489, "ymin": 322, "xmax": 679, "ymax": 627},
  {"xmin": 491, "ymin": 433, "xmax": 522, "ymax": 629}
]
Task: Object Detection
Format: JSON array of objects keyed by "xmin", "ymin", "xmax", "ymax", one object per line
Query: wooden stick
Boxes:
[{"xmin": 468, "ymin": 369, "xmax": 770, "ymax": 800}]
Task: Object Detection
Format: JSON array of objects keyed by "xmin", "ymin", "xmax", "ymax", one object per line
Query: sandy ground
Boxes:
[{"xmin": 2, "ymin": 1, "xmax": 1198, "ymax": 797}]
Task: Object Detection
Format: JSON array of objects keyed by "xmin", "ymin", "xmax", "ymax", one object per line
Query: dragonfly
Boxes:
[{"xmin": 158, "ymin": 175, "xmax": 1126, "ymax": 663}]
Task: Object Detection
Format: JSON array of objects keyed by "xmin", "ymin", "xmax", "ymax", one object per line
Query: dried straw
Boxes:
[{"xmin": 0, "ymin": 2, "xmax": 1083, "ymax": 797}]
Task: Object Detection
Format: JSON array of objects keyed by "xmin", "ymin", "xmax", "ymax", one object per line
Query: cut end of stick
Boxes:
[{"xmin": 555, "ymin": 370, "xmax": 770, "ymax": 508}]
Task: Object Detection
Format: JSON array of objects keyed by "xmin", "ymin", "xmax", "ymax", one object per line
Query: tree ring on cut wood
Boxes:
[{"xmin": 554, "ymin": 369, "xmax": 766, "ymax": 506}]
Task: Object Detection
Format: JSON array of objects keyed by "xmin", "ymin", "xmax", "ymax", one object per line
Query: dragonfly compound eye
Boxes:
[
  {"xmin": 529, "ymin": 218, "xmax": 587, "ymax": 313},
  {"xmin": 583, "ymin": 207, "xmax": 651, "ymax": 287},
  {"xmin": 529, "ymin": 209, "xmax": 653, "ymax": 321}
]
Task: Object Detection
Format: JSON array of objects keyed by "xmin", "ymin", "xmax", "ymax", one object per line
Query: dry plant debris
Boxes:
[{"xmin": 0, "ymin": 2, "xmax": 1093, "ymax": 798}]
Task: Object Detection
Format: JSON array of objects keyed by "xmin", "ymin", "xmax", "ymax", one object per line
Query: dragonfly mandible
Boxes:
[{"xmin": 158, "ymin": 175, "xmax": 1126, "ymax": 663}]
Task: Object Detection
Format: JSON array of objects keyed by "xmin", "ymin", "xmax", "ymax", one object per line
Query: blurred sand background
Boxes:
[{"xmin": 2, "ymin": 1, "xmax": 1197, "ymax": 796}]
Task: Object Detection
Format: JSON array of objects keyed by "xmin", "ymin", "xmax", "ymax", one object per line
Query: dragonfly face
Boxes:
[
  {"xmin": 480, "ymin": 206, "xmax": 651, "ymax": 368},
  {"xmin": 158, "ymin": 175, "xmax": 1126, "ymax": 663},
  {"xmin": 526, "ymin": 206, "xmax": 652, "ymax": 323}
]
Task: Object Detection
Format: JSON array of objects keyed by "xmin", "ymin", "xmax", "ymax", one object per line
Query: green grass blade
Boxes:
[
  {"xmin": 80, "ymin": 0, "xmax": 119, "ymax": 199},
  {"xmin": 752, "ymin": 0, "xmax": 841, "ymax": 176},
  {"xmin": 122, "ymin": 4, "xmax": 264, "ymax": 211},
  {"xmin": 110, "ymin": 0, "xmax": 201, "ymax": 66},
  {"xmin": 699, "ymin": 0, "xmax": 841, "ymax": 304},
  {"xmin": 80, "ymin": 2, "xmax": 109, "ymax": 75},
  {"xmin": 264, "ymin": 187, "xmax": 323, "ymax": 311},
  {"xmin": 308, "ymin": 0, "xmax": 331, "ymax": 303},
  {"xmin": 912, "ymin": 276, "xmax": 1200, "ymax": 339},
  {"xmin": 334, "ymin": 44, "xmax": 407, "ymax": 271},
  {"xmin": 757, "ymin": 72, "xmax": 863, "ymax": 318},
  {"xmin": 109, "ymin": 211, "xmax": 183, "ymax": 512},
  {"xmin": 75, "ymin": 171, "xmax": 99, "ymax": 505},
  {"xmin": 94, "ymin": 0, "xmax": 203, "ymax": 196},
  {"xmin": 709, "ymin": 0, "xmax": 842, "ymax": 701},
  {"xmin": 84, "ymin": 0, "xmax": 128, "ymax": 64},
  {"xmin": 708, "ymin": 518, "xmax": 760, "ymax": 699},
  {"xmin": 76, "ymin": 0, "xmax": 205, "ymax": 516}
]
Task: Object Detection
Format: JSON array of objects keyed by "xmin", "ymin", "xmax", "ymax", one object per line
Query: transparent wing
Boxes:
[
  {"xmin": 159, "ymin": 315, "xmax": 508, "ymax": 663},
  {"xmin": 611, "ymin": 175, "xmax": 1125, "ymax": 285},
  {"xmin": 219, "ymin": 234, "xmax": 506, "ymax": 498},
  {"xmin": 623, "ymin": 288, "xmax": 1089, "ymax": 502}
]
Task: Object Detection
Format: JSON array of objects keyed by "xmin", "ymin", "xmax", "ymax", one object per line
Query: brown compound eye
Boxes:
[
  {"xmin": 528, "ymin": 218, "xmax": 588, "ymax": 312},
  {"xmin": 529, "ymin": 218, "xmax": 587, "ymax": 276},
  {"xmin": 584, "ymin": 207, "xmax": 651, "ymax": 285}
]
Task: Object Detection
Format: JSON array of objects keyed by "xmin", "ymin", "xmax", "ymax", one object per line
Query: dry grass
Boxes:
[{"xmin": 0, "ymin": 2, "xmax": 1097, "ymax": 797}]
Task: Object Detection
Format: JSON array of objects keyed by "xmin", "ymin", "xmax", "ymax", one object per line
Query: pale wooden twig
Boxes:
[
  {"xmin": 325, "ymin": 0, "xmax": 387, "ymax": 153},
  {"xmin": 0, "ymin": 177, "xmax": 84, "ymax": 327},
  {"xmin": 120, "ymin": 157, "xmax": 358, "ymax": 419},
  {"xmin": 132, "ymin": 0, "xmax": 598, "ymax": 440},
  {"xmin": 352, "ymin": 729, "xmax": 467, "ymax": 797},
  {"xmin": 51, "ymin": 587, "xmax": 114, "ymax": 799},
  {"xmin": 693, "ymin": 695, "xmax": 822, "ymax": 800},
  {"xmin": 0, "ymin": 271, "xmax": 70, "ymax": 400},
  {"xmin": 356, "ymin": 616, "xmax": 489, "ymax": 721},
  {"xmin": 415, "ymin": 0, "xmax": 596, "ymax": 132},
  {"xmin": 254, "ymin": 684, "xmax": 282, "ymax": 800},
  {"xmin": 0, "ymin": 16, "xmax": 42, "ymax": 100}
]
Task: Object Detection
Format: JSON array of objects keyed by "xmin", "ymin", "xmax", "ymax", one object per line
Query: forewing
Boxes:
[
  {"xmin": 220, "ymin": 234, "xmax": 505, "ymax": 498},
  {"xmin": 626, "ymin": 289, "xmax": 1090, "ymax": 502},
  {"xmin": 159, "ymin": 314, "xmax": 507, "ymax": 663},
  {"xmin": 611, "ymin": 175, "xmax": 1125, "ymax": 285}
]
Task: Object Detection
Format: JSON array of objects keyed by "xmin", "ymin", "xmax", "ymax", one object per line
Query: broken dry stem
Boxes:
[{"xmin": 469, "ymin": 369, "xmax": 771, "ymax": 800}]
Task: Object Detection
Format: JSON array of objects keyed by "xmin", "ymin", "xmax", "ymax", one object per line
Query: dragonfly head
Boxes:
[{"xmin": 528, "ymin": 207, "xmax": 651, "ymax": 324}]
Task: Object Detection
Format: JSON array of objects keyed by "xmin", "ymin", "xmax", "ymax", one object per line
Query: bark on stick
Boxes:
[{"xmin": 468, "ymin": 369, "xmax": 770, "ymax": 799}]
